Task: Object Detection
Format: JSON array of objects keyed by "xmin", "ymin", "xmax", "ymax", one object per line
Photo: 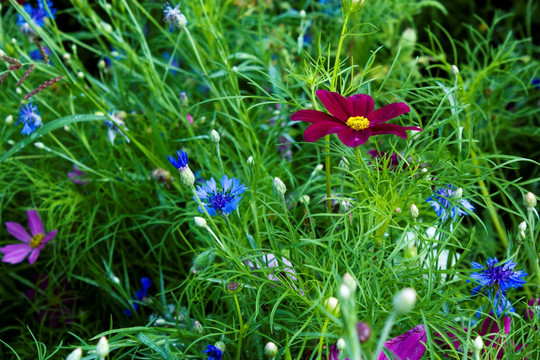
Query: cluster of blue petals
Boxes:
[
  {"xmin": 426, "ymin": 185, "xmax": 475, "ymax": 222},
  {"xmin": 17, "ymin": 103, "xmax": 42, "ymax": 135},
  {"xmin": 470, "ymin": 257, "xmax": 527, "ymax": 316},
  {"xmin": 203, "ymin": 345, "xmax": 222, "ymax": 360},
  {"xmin": 195, "ymin": 175, "xmax": 247, "ymax": 216},
  {"xmin": 16, "ymin": 0, "xmax": 56, "ymax": 35},
  {"xmin": 124, "ymin": 277, "xmax": 151, "ymax": 316},
  {"xmin": 168, "ymin": 149, "xmax": 189, "ymax": 169}
]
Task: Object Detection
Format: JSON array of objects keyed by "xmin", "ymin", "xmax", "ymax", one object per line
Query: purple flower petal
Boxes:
[
  {"xmin": 27, "ymin": 209, "xmax": 44, "ymax": 237},
  {"xmin": 347, "ymin": 93, "xmax": 374, "ymax": 117},
  {"xmin": 5, "ymin": 222, "xmax": 31, "ymax": 242},
  {"xmin": 42, "ymin": 229, "xmax": 57, "ymax": 244},
  {"xmin": 367, "ymin": 102, "xmax": 411, "ymax": 125},
  {"xmin": 291, "ymin": 109, "xmax": 344, "ymax": 124},
  {"xmin": 304, "ymin": 121, "xmax": 348, "ymax": 142},
  {"xmin": 337, "ymin": 128, "xmax": 371, "ymax": 147},
  {"xmin": 28, "ymin": 248, "xmax": 41, "ymax": 264},
  {"xmin": 479, "ymin": 315, "xmax": 511, "ymax": 359},
  {"xmin": 316, "ymin": 90, "xmax": 351, "ymax": 121},
  {"xmin": 378, "ymin": 325, "xmax": 427, "ymax": 360},
  {"xmin": 0, "ymin": 243, "xmax": 32, "ymax": 264}
]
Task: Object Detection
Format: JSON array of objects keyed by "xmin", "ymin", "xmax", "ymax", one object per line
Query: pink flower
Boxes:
[
  {"xmin": 0, "ymin": 209, "xmax": 57, "ymax": 264},
  {"xmin": 67, "ymin": 165, "xmax": 90, "ymax": 185},
  {"xmin": 291, "ymin": 90, "xmax": 423, "ymax": 147},
  {"xmin": 378, "ymin": 325, "xmax": 427, "ymax": 360}
]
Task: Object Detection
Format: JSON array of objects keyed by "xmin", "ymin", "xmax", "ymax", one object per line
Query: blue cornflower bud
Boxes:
[
  {"xmin": 163, "ymin": 2, "xmax": 187, "ymax": 31},
  {"xmin": 167, "ymin": 150, "xmax": 195, "ymax": 186},
  {"xmin": 17, "ymin": 103, "xmax": 42, "ymax": 135}
]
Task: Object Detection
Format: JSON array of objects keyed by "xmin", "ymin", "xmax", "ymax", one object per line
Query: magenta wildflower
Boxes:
[
  {"xmin": 378, "ymin": 325, "xmax": 427, "ymax": 360},
  {"xmin": 0, "ymin": 209, "xmax": 57, "ymax": 264},
  {"xmin": 67, "ymin": 165, "xmax": 90, "ymax": 185},
  {"xmin": 291, "ymin": 90, "xmax": 422, "ymax": 147}
]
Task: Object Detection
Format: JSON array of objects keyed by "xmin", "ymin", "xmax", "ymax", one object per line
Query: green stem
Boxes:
[
  {"xmin": 317, "ymin": 318, "xmax": 330, "ymax": 359},
  {"xmin": 233, "ymin": 293, "xmax": 245, "ymax": 360},
  {"xmin": 372, "ymin": 312, "xmax": 396, "ymax": 360}
]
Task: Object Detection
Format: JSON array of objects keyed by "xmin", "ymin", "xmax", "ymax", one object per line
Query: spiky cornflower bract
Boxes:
[
  {"xmin": 426, "ymin": 184, "xmax": 475, "ymax": 222},
  {"xmin": 290, "ymin": 90, "xmax": 422, "ymax": 148},
  {"xmin": 194, "ymin": 175, "xmax": 247, "ymax": 216},
  {"xmin": 16, "ymin": 0, "xmax": 56, "ymax": 35},
  {"xmin": 163, "ymin": 2, "xmax": 187, "ymax": 31},
  {"xmin": 17, "ymin": 103, "xmax": 42, "ymax": 135},
  {"xmin": 203, "ymin": 345, "xmax": 222, "ymax": 360},
  {"xmin": 167, "ymin": 150, "xmax": 195, "ymax": 186}
]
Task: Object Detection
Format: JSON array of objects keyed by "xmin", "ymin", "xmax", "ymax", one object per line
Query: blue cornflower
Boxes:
[
  {"xmin": 195, "ymin": 175, "xmax": 247, "ymax": 216},
  {"xmin": 318, "ymin": 0, "xmax": 341, "ymax": 15},
  {"xmin": 203, "ymin": 345, "xmax": 222, "ymax": 360},
  {"xmin": 471, "ymin": 257, "xmax": 527, "ymax": 293},
  {"xmin": 167, "ymin": 150, "xmax": 188, "ymax": 169},
  {"xmin": 30, "ymin": 46, "xmax": 51, "ymax": 61},
  {"xmin": 16, "ymin": 0, "xmax": 56, "ymax": 35},
  {"xmin": 17, "ymin": 103, "xmax": 42, "ymax": 135},
  {"xmin": 533, "ymin": 78, "xmax": 540, "ymax": 90},
  {"xmin": 124, "ymin": 277, "xmax": 152, "ymax": 316},
  {"xmin": 163, "ymin": 2, "xmax": 187, "ymax": 31},
  {"xmin": 163, "ymin": 52, "xmax": 180, "ymax": 75},
  {"xmin": 426, "ymin": 185, "xmax": 475, "ymax": 222}
]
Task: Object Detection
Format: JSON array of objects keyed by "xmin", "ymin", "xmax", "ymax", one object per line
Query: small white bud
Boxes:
[
  {"xmin": 343, "ymin": 273, "xmax": 357, "ymax": 292},
  {"xmin": 472, "ymin": 336, "xmax": 483, "ymax": 355},
  {"xmin": 96, "ymin": 336, "xmax": 109, "ymax": 359},
  {"xmin": 231, "ymin": 66, "xmax": 238, "ymax": 73},
  {"xmin": 11, "ymin": 38, "xmax": 17, "ymax": 44},
  {"xmin": 247, "ymin": 156, "xmax": 254, "ymax": 166},
  {"xmin": 299, "ymin": 195, "xmax": 310, "ymax": 205},
  {"xmin": 314, "ymin": 164, "xmax": 324, "ymax": 172},
  {"xmin": 194, "ymin": 217, "xmax": 207, "ymax": 228},
  {"xmin": 177, "ymin": 14, "xmax": 188, "ymax": 29},
  {"xmin": 100, "ymin": 22, "xmax": 113, "ymax": 33},
  {"xmin": 98, "ymin": 59, "xmax": 106, "ymax": 69},
  {"xmin": 5, "ymin": 115, "xmax": 13, "ymax": 125},
  {"xmin": 336, "ymin": 338, "xmax": 346, "ymax": 351},
  {"xmin": 214, "ymin": 341, "xmax": 226, "ymax": 353},
  {"xmin": 393, "ymin": 288, "xmax": 417, "ymax": 314},
  {"xmin": 64, "ymin": 125, "xmax": 70, "ymax": 132},
  {"xmin": 264, "ymin": 342, "xmax": 278, "ymax": 359},
  {"xmin": 0, "ymin": 49, "xmax": 5, "ymax": 57},
  {"xmin": 339, "ymin": 283, "xmax": 351, "ymax": 299},
  {"xmin": 71, "ymin": 44, "xmax": 77, "ymax": 52},
  {"xmin": 77, "ymin": 71, "xmax": 84, "ymax": 79},
  {"xmin": 323, "ymin": 296, "xmax": 340, "ymax": 317},
  {"xmin": 451, "ymin": 65, "xmax": 459, "ymax": 76},
  {"xmin": 210, "ymin": 129, "xmax": 220, "ymax": 144},
  {"xmin": 519, "ymin": 221, "xmax": 527, "ymax": 232},
  {"xmin": 453, "ymin": 188, "xmax": 463, "ymax": 199},
  {"xmin": 34, "ymin": 142, "xmax": 45, "ymax": 149},
  {"xmin": 339, "ymin": 157, "xmax": 349, "ymax": 171},
  {"xmin": 409, "ymin": 204, "xmax": 419, "ymax": 219},
  {"xmin": 66, "ymin": 347, "xmax": 82, "ymax": 360},
  {"xmin": 299, "ymin": 10, "xmax": 306, "ymax": 18},
  {"xmin": 524, "ymin": 192, "xmax": 537, "ymax": 209},
  {"xmin": 16, "ymin": 87, "xmax": 22, "ymax": 94},
  {"xmin": 273, "ymin": 177, "xmax": 287, "ymax": 196},
  {"xmin": 63, "ymin": 53, "xmax": 71, "ymax": 60},
  {"xmin": 193, "ymin": 320, "xmax": 204, "ymax": 334}
]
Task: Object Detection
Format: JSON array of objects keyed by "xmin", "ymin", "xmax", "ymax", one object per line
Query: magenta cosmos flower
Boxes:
[
  {"xmin": 291, "ymin": 90, "xmax": 423, "ymax": 147},
  {"xmin": 0, "ymin": 209, "xmax": 57, "ymax": 264}
]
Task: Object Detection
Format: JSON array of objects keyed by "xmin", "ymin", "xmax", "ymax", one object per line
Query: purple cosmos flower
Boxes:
[
  {"xmin": 124, "ymin": 277, "xmax": 151, "ymax": 316},
  {"xmin": 291, "ymin": 90, "xmax": 422, "ymax": 148},
  {"xmin": 426, "ymin": 185, "xmax": 475, "ymax": 222},
  {"xmin": 0, "ymin": 209, "xmax": 57, "ymax": 264},
  {"xmin": 67, "ymin": 165, "xmax": 90, "ymax": 185},
  {"xmin": 17, "ymin": 103, "xmax": 42, "ymax": 135},
  {"xmin": 203, "ymin": 345, "xmax": 222, "ymax": 360},
  {"xmin": 525, "ymin": 298, "xmax": 540, "ymax": 320},
  {"xmin": 246, "ymin": 252, "xmax": 304, "ymax": 295},
  {"xmin": 194, "ymin": 175, "xmax": 247, "ymax": 216},
  {"xmin": 471, "ymin": 257, "xmax": 527, "ymax": 294}
]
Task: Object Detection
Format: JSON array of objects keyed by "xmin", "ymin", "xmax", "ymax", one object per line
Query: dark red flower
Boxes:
[{"xmin": 291, "ymin": 90, "xmax": 422, "ymax": 147}]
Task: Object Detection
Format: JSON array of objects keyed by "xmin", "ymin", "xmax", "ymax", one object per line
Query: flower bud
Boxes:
[
  {"xmin": 451, "ymin": 65, "xmax": 459, "ymax": 76},
  {"xmin": 16, "ymin": 87, "xmax": 22, "ymax": 94},
  {"xmin": 339, "ymin": 283, "xmax": 351, "ymax": 299},
  {"xmin": 339, "ymin": 157, "xmax": 349, "ymax": 171},
  {"xmin": 194, "ymin": 217, "xmax": 207, "ymax": 228},
  {"xmin": 179, "ymin": 167, "xmax": 195, "ymax": 187},
  {"xmin": 299, "ymin": 195, "xmax": 310, "ymax": 205},
  {"xmin": 66, "ymin": 347, "xmax": 82, "ymax": 360},
  {"xmin": 524, "ymin": 192, "xmax": 537, "ymax": 208},
  {"xmin": 453, "ymin": 188, "xmax": 463, "ymax": 199},
  {"xmin": 210, "ymin": 129, "xmax": 220, "ymax": 144},
  {"xmin": 179, "ymin": 91, "xmax": 189, "ymax": 107},
  {"xmin": 98, "ymin": 59, "xmax": 106, "ymax": 69},
  {"xmin": 227, "ymin": 281, "xmax": 240, "ymax": 293},
  {"xmin": 314, "ymin": 164, "xmax": 324, "ymax": 173},
  {"xmin": 393, "ymin": 288, "xmax": 416, "ymax": 314},
  {"xmin": 356, "ymin": 322, "xmax": 371, "ymax": 343},
  {"xmin": 273, "ymin": 177, "xmax": 287, "ymax": 196},
  {"xmin": 34, "ymin": 142, "xmax": 45, "ymax": 149},
  {"xmin": 191, "ymin": 249, "xmax": 215, "ymax": 274},
  {"xmin": 214, "ymin": 341, "xmax": 226, "ymax": 352},
  {"xmin": 342, "ymin": 273, "xmax": 357, "ymax": 292},
  {"xmin": 404, "ymin": 243, "xmax": 417, "ymax": 259},
  {"xmin": 472, "ymin": 336, "xmax": 483, "ymax": 356},
  {"xmin": 409, "ymin": 204, "xmax": 419, "ymax": 219},
  {"xmin": 63, "ymin": 53, "xmax": 71, "ymax": 61},
  {"xmin": 5, "ymin": 115, "xmax": 13, "ymax": 125},
  {"xmin": 519, "ymin": 221, "xmax": 527, "ymax": 232},
  {"xmin": 96, "ymin": 336, "xmax": 109, "ymax": 359},
  {"xmin": 77, "ymin": 71, "xmax": 84, "ymax": 79},
  {"xmin": 264, "ymin": 342, "xmax": 278, "ymax": 358},
  {"xmin": 193, "ymin": 320, "xmax": 204, "ymax": 334},
  {"xmin": 299, "ymin": 10, "xmax": 306, "ymax": 18},
  {"xmin": 336, "ymin": 338, "xmax": 346, "ymax": 351},
  {"xmin": 247, "ymin": 156, "xmax": 254, "ymax": 166},
  {"xmin": 177, "ymin": 14, "xmax": 188, "ymax": 29},
  {"xmin": 323, "ymin": 296, "xmax": 340, "ymax": 317}
]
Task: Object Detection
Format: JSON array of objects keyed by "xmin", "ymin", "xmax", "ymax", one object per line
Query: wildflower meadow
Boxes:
[{"xmin": 1, "ymin": 0, "xmax": 540, "ymax": 359}]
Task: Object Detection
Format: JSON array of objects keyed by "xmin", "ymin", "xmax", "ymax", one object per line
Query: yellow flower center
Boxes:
[
  {"xmin": 30, "ymin": 233, "xmax": 44, "ymax": 248},
  {"xmin": 346, "ymin": 116, "xmax": 370, "ymax": 131}
]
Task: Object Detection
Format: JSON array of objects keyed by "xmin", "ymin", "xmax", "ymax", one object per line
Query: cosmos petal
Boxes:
[
  {"xmin": 28, "ymin": 248, "xmax": 41, "ymax": 264},
  {"xmin": 316, "ymin": 90, "xmax": 351, "ymax": 121},
  {"xmin": 378, "ymin": 325, "xmax": 427, "ymax": 360},
  {"xmin": 0, "ymin": 243, "xmax": 31, "ymax": 264},
  {"xmin": 303, "ymin": 121, "xmax": 347, "ymax": 142},
  {"xmin": 291, "ymin": 109, "xmax": 344, "ymax": 124},
  {"xmin": 5, "ymin": 222, "xmax": 31, "ymax": 243},
  {"xmin": 368, "ymin": 102, "xmax": 411, "ymax": 125},
  {"xmin": 347, "ymin": 93, "xmax": 374, "ymax": 117},
  {"xmin": 337, "ymin": 128, "xmax": 371, "ymax": 147},
  {"xmin": 42, "ymin": 229, "xmax": 57, "ymax": 244},
  {"xmin": 27, "ymin": 209, "xmax": 44, "ymax": 237}
]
